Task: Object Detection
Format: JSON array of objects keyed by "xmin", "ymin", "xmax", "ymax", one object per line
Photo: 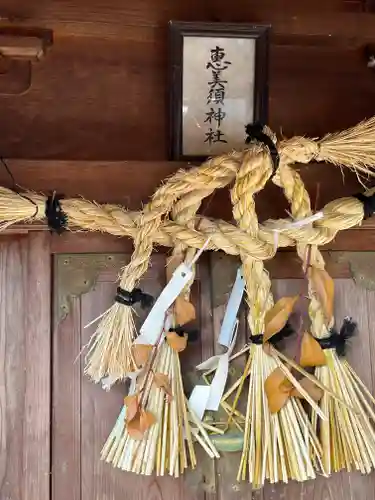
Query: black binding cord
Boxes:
[
  {"xmin": 245, "ymin": 122, "xmax": 280, "ymax": 172},
  {"xmin": 45, "ymin": 193, "xmax": 67, "ymax": 234},
  {"xmin": 115, "ymin": 287, "xmax": 154, "ymax": 309},
  {"xmin": 315, "ymin": 317, "xmax": 357, "ymax": 357},
  {"xmin": 354, "ymin": 192, "xmax": 375, "ymax": 219},
  {"xmin": 169, "ymin": 325, "xmax": 199, "ymax": 343},
  {"xmin": 250, "ymin": 322, "xmax": 295, "ymax": 346}
]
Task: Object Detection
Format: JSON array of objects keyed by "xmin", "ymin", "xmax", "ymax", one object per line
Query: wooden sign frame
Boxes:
[{"xmin": 168, "ymin": 21, "xmax": 270, "ymax": 161}]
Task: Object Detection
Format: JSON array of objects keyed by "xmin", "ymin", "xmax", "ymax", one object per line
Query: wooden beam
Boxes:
[{"xmin": 6, "ymin": 4, "xmax": 375, "ymax": 42}]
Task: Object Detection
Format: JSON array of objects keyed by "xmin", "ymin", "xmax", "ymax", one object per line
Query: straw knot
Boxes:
[
  {"xmin": 251, "ymin": 323, "xmax": 294, "ymax": 346},
  {"xmin": 283, "ymin": 137, "xmax": 320, "ymax": 165}
]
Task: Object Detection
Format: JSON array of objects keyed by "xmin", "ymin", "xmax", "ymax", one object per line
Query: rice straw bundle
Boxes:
[
  {"xmin": 101, "ymin": 338, "xmax": 219, "ymax": 476},
  {"xmin": 225, "ymin": 142, "xmax": 322, "ymax": 488},
  {"xmin": 297, "ymin": 246, "xmax": 375, "ymax": 474},
  {"xmin": 102, "ymin": 185, "xmax": 223, "ymax": 476},
  {"xmin": 273, "ymin": 122, "xmax": 375, "ymax": 474},
  {"xmin": 84, "ymin": 154, "xmax": 241, "ymax": 383}
]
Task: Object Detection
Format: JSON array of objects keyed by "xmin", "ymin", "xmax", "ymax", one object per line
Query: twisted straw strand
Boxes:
[{"xmin": 0, "ymin": 188, "xmax": 367, "ymax": 259}]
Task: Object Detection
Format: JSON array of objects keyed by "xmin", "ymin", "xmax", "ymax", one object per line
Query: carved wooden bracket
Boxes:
[
  {"xmin": 0, "ymin": 27, "xmax": 53, "ymax": 95},
  {"xmin": 335, "ymin": 252, "xmax": 375, "ymax": 291}
]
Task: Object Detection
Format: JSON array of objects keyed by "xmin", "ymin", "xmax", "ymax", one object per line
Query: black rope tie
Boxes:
[
  {"xmin": 354, "ymin": 192, "xmax": 375, "ymax": 219},
  {"xmin": 169, "ymin": 326, "xmax": 199, "ymax": 343},
  {"xmin": 45, "ymin": 193, "xmax": 67, "ymax": 234},
  {"xmin": 245, "ymin": 122, "xmax": 280, "ymax": 173},
  {"xmin": 250, "ymin": 322, "xmax": 294, "ymax": 346},
  {"xmin": 115, "ymin": 287, "xmax": 154, "ymax": 309},
  {"xmin": 314, "ymin": 317, "xmax": 357, "ymax": 357}
]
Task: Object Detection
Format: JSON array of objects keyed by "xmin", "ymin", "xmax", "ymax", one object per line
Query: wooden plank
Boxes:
[
  {"xmin": 0, "ymin": 3, "xmax": 374, "ymax": 161},
  {"xmin": 3, "ymin": 1, "xmax": 375, "ymax": 39},
  {"xmin": 190, "ymin": 256, "xmax": 217, "ymax": 498},
  {"xmin": 23, "ymin": 232, "xmax": 51, "ymax": 500},
  {"xmin": 0, "ymin": 36, "xmax": 373, "ymax": 160},
  {"xmin": 52, "ymin": 259, "xmax": 82, "ymax": 500},
  {"xmin": 0, "ymin": 233, "xmax": 51, "ymax": 500},
  {"xmin": 0, "ymin": 236, "xmax": 28, "ymax": 500}
]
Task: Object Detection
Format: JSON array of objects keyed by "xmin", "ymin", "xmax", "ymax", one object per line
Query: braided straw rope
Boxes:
[
  {"xmin": 1, "ymin": 118, "xmax": 375, "ymax": 385},
  {"xmin": 231, "ymin": 142, "xmax": 320, "ymax": 487},
  {"xmin": 84, "ymin": 154, "xmax": 241, "ymax": 381},
  {"xmin": 274, "ymin": 152, "xmax": 375, "ymax": 474},
  {"xmin": 0, "ymin": 189, "xmax": 367, "ymax": 256},
  {"xmin": 102, "ymin": 187, "xmax": 220, "ymax": 476}
]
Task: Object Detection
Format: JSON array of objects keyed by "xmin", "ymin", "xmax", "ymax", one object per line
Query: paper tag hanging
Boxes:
[
  {"xmin": 218, "ymin": 267, "xmax": 245, "ymax": 347},
  {"xmin": 189, "ymin": 322, "xmax": 238, "ymax": 419},
  {"xmin": 140, "ymin": 263, "xmax": 193, "ymax": 344},
  {"xmin": 188, "ymin": 269, "xmax": 244, "ymax": 419}
]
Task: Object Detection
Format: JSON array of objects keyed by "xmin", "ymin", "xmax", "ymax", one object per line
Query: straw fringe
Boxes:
[
  {"xmin": 275, "ymin": 131, "xmax": 375, "ymax": 475},
  {"xmin": 228, "ymin": 143, "xmax": 320, "ymax": 487}
]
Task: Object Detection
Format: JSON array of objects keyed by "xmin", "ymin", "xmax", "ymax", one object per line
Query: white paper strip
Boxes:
[
  {"xmin": 140, "ymin": 263, "xmax": 193, "ymax": 344},
  {"xmin": 269, "ymin": 211, "xmax": 324, "ymax": 251},
  {"xmin": 218, "ymin": 267, "xmax": 245, "ymax": 347},
  {"xmin": 188, "ymin": 385, "xmax": 211, "ymax": 420},
  {"xmin": 189, "ymin": 322, "xmax": 238, "ymax": 418}
]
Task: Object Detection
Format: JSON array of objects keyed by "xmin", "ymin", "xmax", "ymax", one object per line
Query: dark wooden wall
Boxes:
[{"xmin": 1, "ymin": 0, "xmax": 375, "ymax": 161}]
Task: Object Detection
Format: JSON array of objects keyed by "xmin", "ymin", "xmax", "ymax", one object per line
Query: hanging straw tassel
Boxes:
[
  {"xmin": 84, "ymin": 154, "xmax": 242, "ymax": 382},
  {"xmin": 102, "ymin": 185, "xmax": 222, "ymax": 476},
  {"xmin": 273, "ymin": 131, "xmax": 375, "ymax": 474},
  {"xmin": 226, "ymin": 142, "xmax": 321, "ymax": 488},
  {"xmin": 101, "ymin": 317, "xmax": 219, "ymax": 475},
  {"xmin": 303, "ymin": 253, "xmax": 375, "ymax": 474},
  {"xmin": 101, "ymin": 340, "xmax": 203, "ymax": 476}
]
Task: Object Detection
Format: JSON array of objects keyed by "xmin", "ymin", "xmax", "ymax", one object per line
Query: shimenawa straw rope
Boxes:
[{"xmin": 1, "ymin": 117, "xmax": 375, "ymax": 484}]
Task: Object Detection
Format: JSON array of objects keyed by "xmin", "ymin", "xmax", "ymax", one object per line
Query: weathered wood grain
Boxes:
[
  {"xmin": 0, "ymin": 237, "xmax": 27, "ymax": 500},
  {"xmin": 0, "ymin": 233, "xmax": 51, "ymax": 500},
  {"xmin": 52, "ymin": 288, "xmax": 81, "ymax": 500},
  {"xmin": 51, "ymin": 243, "xmax": 375, "ymax": 499},
  {"xmin": 0, "ymin": 2, "xmax": 375, "ymax": 160},
  {"xmin": 53, "ymin": 252, "xmax": 204, "ymax": 499},
  {"xmin": 0, "ymin": 1, "xmax": 372, "ymax": 39},
  {"xmin": 23, "ymin": 232, "xmax": 51, "ymax": 500}
]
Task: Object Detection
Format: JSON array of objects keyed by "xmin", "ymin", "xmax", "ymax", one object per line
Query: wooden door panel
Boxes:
[
  {"xmin": 0, "ymin": 233, "xmax": 51, "ymax": 500},
  {"xmin": 52, "ymin": 250, "xmax": 375, "ymax": 500},
  {"xmin": 52, "ymin": 253, "xmax": 208, "ymax": 500}
]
